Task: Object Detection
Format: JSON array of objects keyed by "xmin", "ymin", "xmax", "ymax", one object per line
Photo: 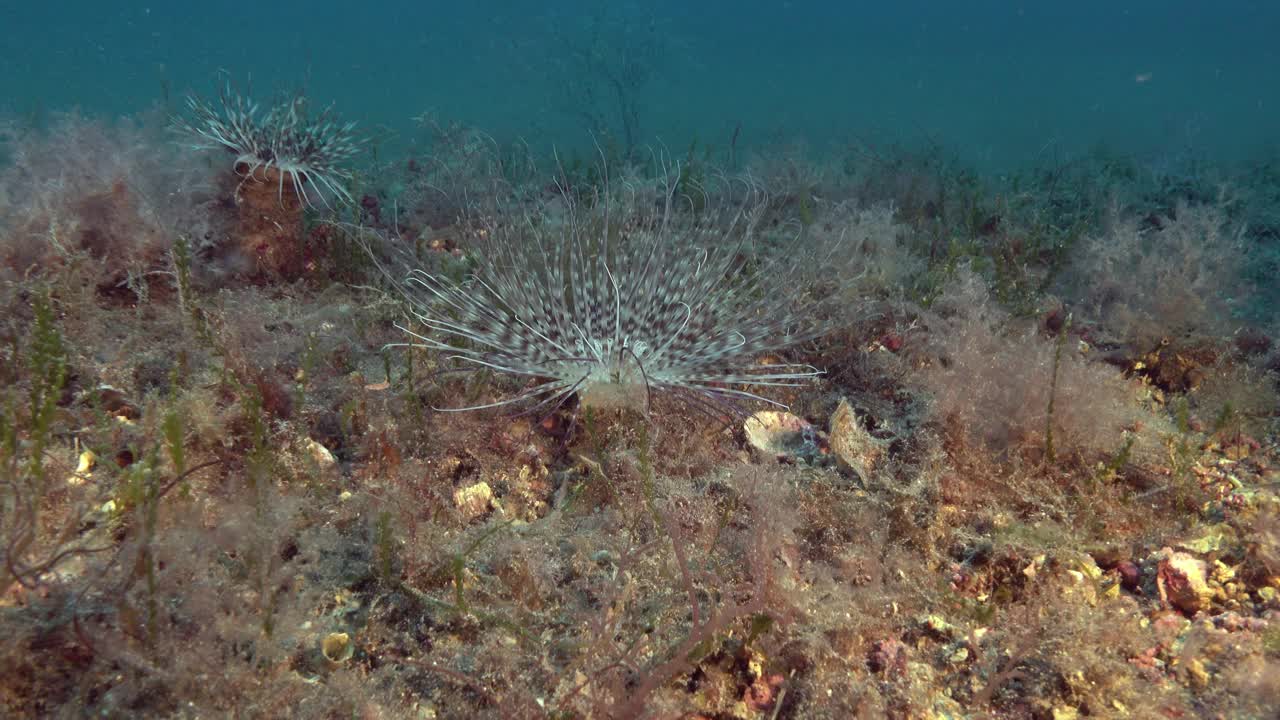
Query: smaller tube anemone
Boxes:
[
  {"xmin": 173, "ymin": 81, "xmax": 364, "ymax": 277},
  {"xmin": 172, "ymin": 82, "xmax": 363, "ymax": 210}
]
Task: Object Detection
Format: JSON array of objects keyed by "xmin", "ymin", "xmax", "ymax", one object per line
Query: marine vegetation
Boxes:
[{"xmin": 0, "ymin": 107, "xmax": 1278, "ymax": 720}]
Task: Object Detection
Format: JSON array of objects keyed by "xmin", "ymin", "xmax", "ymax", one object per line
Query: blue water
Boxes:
[{"xmin": 3, "ymin": 1, "xmax": 1277, "ymax": 171}]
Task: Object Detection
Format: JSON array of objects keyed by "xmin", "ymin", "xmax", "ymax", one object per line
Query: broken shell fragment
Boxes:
[
  {"xmin": 321, "ymin": 632, "xmax": 353, "ymax": 665},
  {"xmin": 76, "ymin": 449, "xmax": 96, "ymax": 474},
  {"xmin": 828, "ymin": 398, "xmax": 888, "ymax": 481},
  {"xmin": 744, "ymin": 411, "xmax": 824, "ymax": 463},
  {"xmin": 68, "ymin": 449, "xmax": 97, "ymax": 485}
]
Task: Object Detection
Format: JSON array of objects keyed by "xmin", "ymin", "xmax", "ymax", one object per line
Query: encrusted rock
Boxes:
[
  {"xmin": 868, "ymin": 638, "xmax": 909, "ymax": 675},
  {"xmin": 1156, "ymin": 548, "xmax": 1213, "ymax": 615}
]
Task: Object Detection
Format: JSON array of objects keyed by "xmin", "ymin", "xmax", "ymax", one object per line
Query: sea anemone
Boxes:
[
  {"xmin": 173, "ymin": 81, "xmax": 364, "ymax": 277},
  {"xmin": 173, "ymin": 81, "xmax": 362, "ymax": 209},
  {"xmin": 393, "ymin": 172, "xmax": 847, "ymax": 415}
]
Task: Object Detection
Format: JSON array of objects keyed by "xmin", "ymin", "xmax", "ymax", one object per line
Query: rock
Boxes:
[
  {"xmin": 743, "ymin": 673, "xmax": 784, "ymax": 713},
  {"xmin": 867, "ymin": 638, "xmax": 908, "ymax": 675},
  {"xmin": 828, "ymin": 398, "xmax": 886, "ymax": 481},
  {"xmin": 305, "ymin": 438, "xmax": 337, "ymax": 468},
  {"xmin": 1134, "ymin": 342, "xmax": 1217, "ymax": 393},
  {"xmin": 1186, "ymin": 657, "xmax": 1210, "ymax": 689},
  {"xmin": 1115, "ymin": 561, "xmax": 1141, "ymax": 591},
  {"xmin": 918, "ymin": 614, "xmax": 958, "ymax": 641},
  {"xmin": 93, "ymin": 384, "xmax": 141, "ymax": 421},
  {"xmin": 1156, "ymin": 548, "xmax": 1213, "ymax": 615}
]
